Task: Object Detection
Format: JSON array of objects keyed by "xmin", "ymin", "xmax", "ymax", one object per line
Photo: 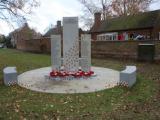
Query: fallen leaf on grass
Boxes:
[
  {"xmin": 50, "ymin": 105, "xmax": 54, "ymax": 108},
  {"xmin": 63, "ymin": 101, "xmax": 68, "ymax": 104}
]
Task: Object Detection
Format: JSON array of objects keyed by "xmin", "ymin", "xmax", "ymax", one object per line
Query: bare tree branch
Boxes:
[
  {"xmin": 0, "ymin": 0, "xmax": 40, "ymax": 27},
  {"xmin": 111, "ymin": 0, "xmax": 155, "ymax": 16},
  {"xmin": 78, "ymin": 0, "xmax": 112, "ymax": 29},
  {"xmin": 78, "ymin": 0, "xmax": 157, "ymax": 29}
]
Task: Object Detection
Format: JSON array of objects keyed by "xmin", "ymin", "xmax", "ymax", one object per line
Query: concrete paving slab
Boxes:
[{"xmin": 18, "ymin": 67, "xmax": 120, "ymax": 94}]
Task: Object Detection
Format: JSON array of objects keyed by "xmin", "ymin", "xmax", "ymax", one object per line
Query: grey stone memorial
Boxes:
[
  {"xmin": 50, "ymin": 17, "xmax": 92, "ymax": 74},
  {"xmin": 49, "ymin": 17, "xmax": 93, "ymax": 80}
]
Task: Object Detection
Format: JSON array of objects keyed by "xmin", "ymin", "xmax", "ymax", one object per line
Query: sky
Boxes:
[{"xmin": 0, "ymin": 0, "xmax": 160, "ymax": 36}]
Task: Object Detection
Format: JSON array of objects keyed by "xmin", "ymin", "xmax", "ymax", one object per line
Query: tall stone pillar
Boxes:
[
  {"xmin": 63, "ymin": 17, "xmax": 79, "ymax": 72},
  {"xmin": 51, "ymin": 35, "xmax": 61, "ymax": 71},
  {"xmin": 81, "ymin": 34, "xmax": 91, "ymax": 72}
]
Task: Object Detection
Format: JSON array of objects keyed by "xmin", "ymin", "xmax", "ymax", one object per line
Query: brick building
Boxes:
[
  {"xmin": 90, "ymin": 10, "xmax": 160, "ymax": 41},
  {"xmin": 11, "ymin": 21, "xmax": 84, "ymax": 53},
  {"xmin": 10, "ymin": 23, "xmax": 41, "ymax": 49}
]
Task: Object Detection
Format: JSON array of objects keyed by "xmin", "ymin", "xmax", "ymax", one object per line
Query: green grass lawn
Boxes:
[{"xmin": 0, "ymin": 49, "xmax": 160, "ymax": 120}]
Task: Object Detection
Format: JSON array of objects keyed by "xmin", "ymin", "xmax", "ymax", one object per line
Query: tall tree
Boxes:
[
  {"xmin": 110, "ymin": 0, "xmax": 154, "ymax": 16},
  {"xmin": 0, "ymin": 0, "xmax": 39, "ymax": 25},
  {"xmin": 78, "ymin": 0, "xmax": 112, "ymax": 29},
  {"xmin": 79, "ymin": 0, "xmax": 156, "ymax": 29}
]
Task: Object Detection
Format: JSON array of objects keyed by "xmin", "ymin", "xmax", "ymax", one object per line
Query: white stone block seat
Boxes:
[
  {"xmin": 120, "ymin": 66, "xmax": 137, "ymax": 87},
  {"xmin": 3, "ymin": 67, "xmax": 17, "ymax": 86}
]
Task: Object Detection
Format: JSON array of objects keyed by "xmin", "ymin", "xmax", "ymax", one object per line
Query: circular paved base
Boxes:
[{"xmin": 18, "ymin": 67, "xmax": 120, "ymax": 94}]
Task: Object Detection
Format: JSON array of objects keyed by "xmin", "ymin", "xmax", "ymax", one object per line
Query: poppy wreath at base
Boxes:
[{"xmin": 50, "ymin": 70, "xmax": 94, "ymax": 78}]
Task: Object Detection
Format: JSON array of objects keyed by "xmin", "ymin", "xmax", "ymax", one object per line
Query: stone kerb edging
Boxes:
[{"xmin": 120, "ymin": 66, "xmax": 137, "ymax": 87}]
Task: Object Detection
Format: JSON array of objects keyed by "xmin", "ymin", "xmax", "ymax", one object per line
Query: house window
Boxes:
[{"xmin": 97, "ymin": 32, "xmax": 118, "ymax": 41}]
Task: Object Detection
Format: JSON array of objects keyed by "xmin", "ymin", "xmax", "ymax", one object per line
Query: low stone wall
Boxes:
[
  {"xmin": 40, "ymin": 37, "xmax": 51, "ymax": 53},
  {"xmin": 17, "ymin": 38, "xmax": 160, "ymax": 60},
  {"xmin": 91, "ymin": 40, "xmax": 160, "ymax": 60},
  {"xmin": 24, "ymin": 39, "xmax": 41, "ymax": 53},
  {"xmin": 16, "ymin": 37, "xmax": 51, "ymax": 53}
]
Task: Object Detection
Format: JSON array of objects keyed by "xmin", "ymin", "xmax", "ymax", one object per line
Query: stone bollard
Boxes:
[
  {"xmin": 120, "ymin": 66, "xmax": 137, "ymax": 87},
  {"xmin": 3, "ymin": 67, "xmax": 17, "ymax": 86}
]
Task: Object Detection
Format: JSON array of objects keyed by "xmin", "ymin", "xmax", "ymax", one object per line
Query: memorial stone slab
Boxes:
[
  {"xmin": 81, "ymin": 34, "xmax": 91, "ymax": 72},
  {"xmin": 51, "ymin": 35, "xmax": 61, "ymax": 71},
  {"xmin": 63, "ymin": 17, "xmax": 79, "ymax": 72}
]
